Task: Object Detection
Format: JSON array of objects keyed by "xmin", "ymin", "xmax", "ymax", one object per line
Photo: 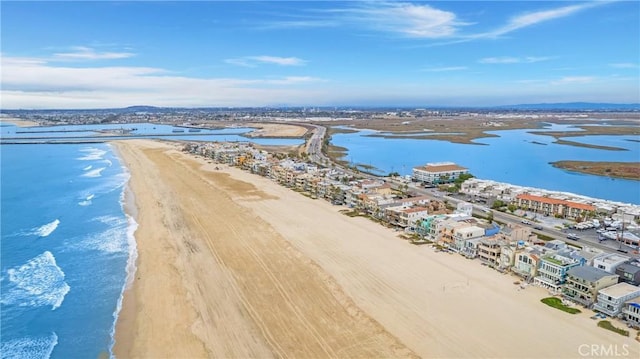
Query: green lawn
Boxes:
[
  {"xmin": 597, "ymin": 320, "xmax": 629, "ymax": 337},
  {"xmin": 541, "ymin": 297, "xmax": 581, "ymax": 314}
]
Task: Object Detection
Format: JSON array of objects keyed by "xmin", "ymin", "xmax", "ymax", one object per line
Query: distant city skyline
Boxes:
[{"xmin": 1, "ymin": 1, "xmax": 639, "ymax": 109}]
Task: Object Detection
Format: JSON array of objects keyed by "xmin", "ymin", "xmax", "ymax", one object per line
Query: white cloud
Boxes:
[
  {"xmin": 479, "ymin": 2, "xmax": 603, "ymax": 39},
  {"xmin": 53, "ymin": 46, "xmax": 135, "ymax": 61},
  {"xmin": 479, "ymin": 56, "xmax": 552, "ymax": 64},
  {"xmin": 421, "ymin": 66, "xmax": 467, "ymax": 72},
  {"xmin": 225, "ymin": 55, "xmax": 307, "ymax": 67},
  {"xmin": 1, "ymin": 56, "xmax": 326, "ymax": 109},
  {"xmin": 550, "ymin": 76, "xmax": 595, "ymax": 85},
  {"xmin": 338, "ymin": 2, "xmax": 468, "ymax": 38},
  {"xmin": 609, "ymin": 63, "xmax": 638, "ymax": 69}
]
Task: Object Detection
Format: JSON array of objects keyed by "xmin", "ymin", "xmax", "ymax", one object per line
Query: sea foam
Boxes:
[
  {"xmin": 0, "ymin": 332, "xmax": 58, "ymax": 359},
  {"xmin": 2, "ymin": 252, "xmax": 70, "ymax": 310},
  {"xmin": 77, "ymin": 147, "xmax": 106, "ymax": 161},
  {"xmin": 33, "ymin": 219, "xmax": 60, "ymax": 237},
  {"xmin": 82, "ymin": 167, "xmax": 106, "ymax": 178}
]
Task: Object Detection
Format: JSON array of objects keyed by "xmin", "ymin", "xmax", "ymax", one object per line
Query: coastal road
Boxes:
[
  {"xmin": 304, "ymin": 124, "xmax": 327, "ymax": 164},
  {"xmin": 303, "ymin": 124, "xmax": 638, "ymax": 258}
]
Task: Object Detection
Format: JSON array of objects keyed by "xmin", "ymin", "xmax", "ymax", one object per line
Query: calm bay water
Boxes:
[
  {"xmin": 1, "ymin": 123, "xmax": 304, "ymax": 146},
  {"xmin": 331, "ymin": 123, "xmax": 640, "ymax": 205}
]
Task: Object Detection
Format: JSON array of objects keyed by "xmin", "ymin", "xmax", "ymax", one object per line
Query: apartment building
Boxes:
[
  {"xmin": 515, "ymin": 194, "xmax": 596, "ymax": 220},
  {"xmin": 412, "ymin": 162, "xmax": 468, "ymax": 184}
]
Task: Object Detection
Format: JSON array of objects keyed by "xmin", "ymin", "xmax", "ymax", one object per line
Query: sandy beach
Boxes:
[
  {"xmin": 245, "ymin": 123, "xmax": 308, "ymax": 138},
  {"xmin": 114, "ymin": 139, "xmax": 639, "ymax": 358},
  {"xmin": 0, "ymin": 117, "xmax": 39, "ymax": 127}
]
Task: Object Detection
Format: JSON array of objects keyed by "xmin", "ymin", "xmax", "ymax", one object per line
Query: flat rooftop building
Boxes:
[{"xmin": 412, "ymin": 162, "xmax": 468, "ymax": 184}]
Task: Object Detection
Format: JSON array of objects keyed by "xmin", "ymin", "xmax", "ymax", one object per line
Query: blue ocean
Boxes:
[{"xmin": 1, "ymin": 141, "xmax": 136, "ymax": 358}]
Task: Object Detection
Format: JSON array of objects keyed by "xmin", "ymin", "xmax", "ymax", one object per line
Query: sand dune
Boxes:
[{"xmin": 114, "ymin": 139, "xmax": 639, "ymax": 358}]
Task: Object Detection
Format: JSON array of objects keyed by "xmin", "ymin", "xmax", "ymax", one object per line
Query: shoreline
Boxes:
[
  {"xmin": 0, "ymin": 117, "xmax": 40, "ymax": 127},
  {"xmin": 110, "ymin": 143, "xmax": 139, "ymax": 359},
  {"xmin": 111, "ymin": 139, "xmax": 638, "ymax": 358},
  {"xmin": 111, "ymin": 139, "xmax": 414, "ymax": 358}
]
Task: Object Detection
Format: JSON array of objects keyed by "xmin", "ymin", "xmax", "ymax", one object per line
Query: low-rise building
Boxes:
[
  {"xmin": 593, "ymin": 253, "xmax": 631, "ymax": 274},
  {"xmin": 593, "ymin": 283, "xmax": 640, "ymax": 317},
  {"xmin": 515, "ymin": 193, "xmax": 596, "ymax": 220},
  {"xmin": 534, "ymin": 252, "xmax": 582, "ymax": 292},
  {"xmin": 513, "ymin": 249, "xmax": 542, "ymax": 280},
  {"xmin": 477, "ymin": 237, "xmax": 505, "ymax": 267},
  {"xmin": 616, "ymin": 259, "xmax": 640, "ymax": 286},
  {"xmin": 563, "ymin": 266, "xmax": 619, "ymax": 308},
  {"xmin": 412, "ymin": 162, "xmax": 468, "ymax": 185},
  {"xmin": 622, "ymin": 297, "xmax": 640, "ymax": 328}
]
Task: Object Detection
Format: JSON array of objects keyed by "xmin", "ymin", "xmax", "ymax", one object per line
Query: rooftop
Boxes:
[
  {"xmin": 516, "ymin": 193, "xmax": 596, "ymax": 211},
  {"xmin": 568, "ymin": 265, "xmax": 617, "ymax": 282},
  {"xmin": 414, "ymin": 162, "xmax": 468, "ymax": 173},
  {"xmin": 596, "ymin": 253, "xmax": 631, "ymax": 265},
  {"xmin": 599, "ymin": 282, "xmax": 640, "ymax": 298}
]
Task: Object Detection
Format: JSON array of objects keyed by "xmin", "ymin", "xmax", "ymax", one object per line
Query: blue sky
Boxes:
[{"xmin": 1, "ymin": 1, "xmax": 639, "ymax": 109}]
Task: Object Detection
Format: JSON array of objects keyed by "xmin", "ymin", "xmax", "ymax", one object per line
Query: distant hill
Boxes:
[{"xmin": 493, "ymin": 102, "xmax": 640, "ymax": 111}]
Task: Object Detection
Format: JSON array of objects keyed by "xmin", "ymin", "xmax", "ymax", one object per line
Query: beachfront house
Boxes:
[
  {"xmin": 593, "ymin": 282, "xmax": 640, "ymax": 317},
  {"xmin": 623, "ymin": 298, "xmax": 640, "ymax": 328},
  {"xmin": 616, "ymin": 259, "xmax": 640, "ymax": 286},
  {"xmin": 562, "ymin": 266, "xmax": 619, "ymax": 308},
  {"xmin": 412, "ymin": 162, "xmax": 468, "ymax": 185},
  {"xmin": 477, "ymin": 237, "xmax": 506, "ymax": 268},
  {"xmin": 415, "ymin": 214, "xmax": 447, "ymax": 240},
  {"xmin": 593, "ymin": 253, "xmax": 631, "ymax": 274},
  {"xmin": 452, "ymin": 225, "xmax": 486, "ymax": 253},
  {"xmin": 498, "ymin": 242, "xmax": 522, "ymax": 272},
  {"xmin": 513, "ymin": 249, "xmax": 542, "ymax": 281},
  {"xmin": 534, "ymin": 251, "xmax": 583, "ymax": 292},
  {"xmin": 384, "ymin": 205, "xmax": 430, "ymax": 229}
]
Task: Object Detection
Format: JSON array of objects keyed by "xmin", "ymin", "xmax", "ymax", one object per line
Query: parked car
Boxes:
[{"xmin": 566, "ymin": 233, "xmax": 580, "ymax": 240}]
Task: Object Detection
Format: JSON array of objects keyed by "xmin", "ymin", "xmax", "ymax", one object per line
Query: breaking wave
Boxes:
[
  {"xmin": 2, "ymin": 251, "xmax": 70, "ymax": 310},
  {"xmin": 29, "ymin": 219, "xmax": 60, "ymax": 238},
  {"xmin": 0, "ymin": 332, "xmax": 58, "ymax": 359},
  {"xmin": 77, "ymin": 147, "xmax": 107, "ymax": 161},
  {"xmin": 82, "ymin": 167, "xmax": 106, "ymax": 178}
]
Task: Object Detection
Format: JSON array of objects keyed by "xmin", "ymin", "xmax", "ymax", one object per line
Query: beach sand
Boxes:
[
  {"xmin": 114, "ymin": 139, "xmax": 639, "ymax": 358},
  {"xmin": 0, "ymin": 117, "xmax": 39, "ymax": 127},
  {"xmin": 245, "ymin": 123, "xmax": 308, "ymax": 137}
]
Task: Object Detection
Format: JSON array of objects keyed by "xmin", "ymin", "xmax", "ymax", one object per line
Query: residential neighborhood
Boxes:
[{"xmin": 183, "ymin": 140, "xmax": 640, "ymax": 329}]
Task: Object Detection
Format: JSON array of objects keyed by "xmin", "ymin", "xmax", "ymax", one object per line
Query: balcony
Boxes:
[{"xmin": 593, "ymin": 303, "xmax": 620, "ymax": 317}]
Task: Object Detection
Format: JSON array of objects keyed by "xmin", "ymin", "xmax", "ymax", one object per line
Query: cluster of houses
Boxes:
[{"xmin": 183, "ymin": 141, "xmax": 640, "ymax": 329}]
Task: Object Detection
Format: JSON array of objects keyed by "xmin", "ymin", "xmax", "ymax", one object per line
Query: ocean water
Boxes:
[
  {"xmin": 331, "ymin": 123, "xmax": 640, "ymax": 204},
  {"xmin": 0, "ymin": 142, "xmax": 136, "ymax": 358}
]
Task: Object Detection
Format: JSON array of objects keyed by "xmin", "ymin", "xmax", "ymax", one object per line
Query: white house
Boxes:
[
  {"xmin": 593, "ymin": 253, "xmax": 631, "ymax": 274},
  {"xmin": 593, "ymin": 283, "xmax": 640, "ymax": 317}
]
